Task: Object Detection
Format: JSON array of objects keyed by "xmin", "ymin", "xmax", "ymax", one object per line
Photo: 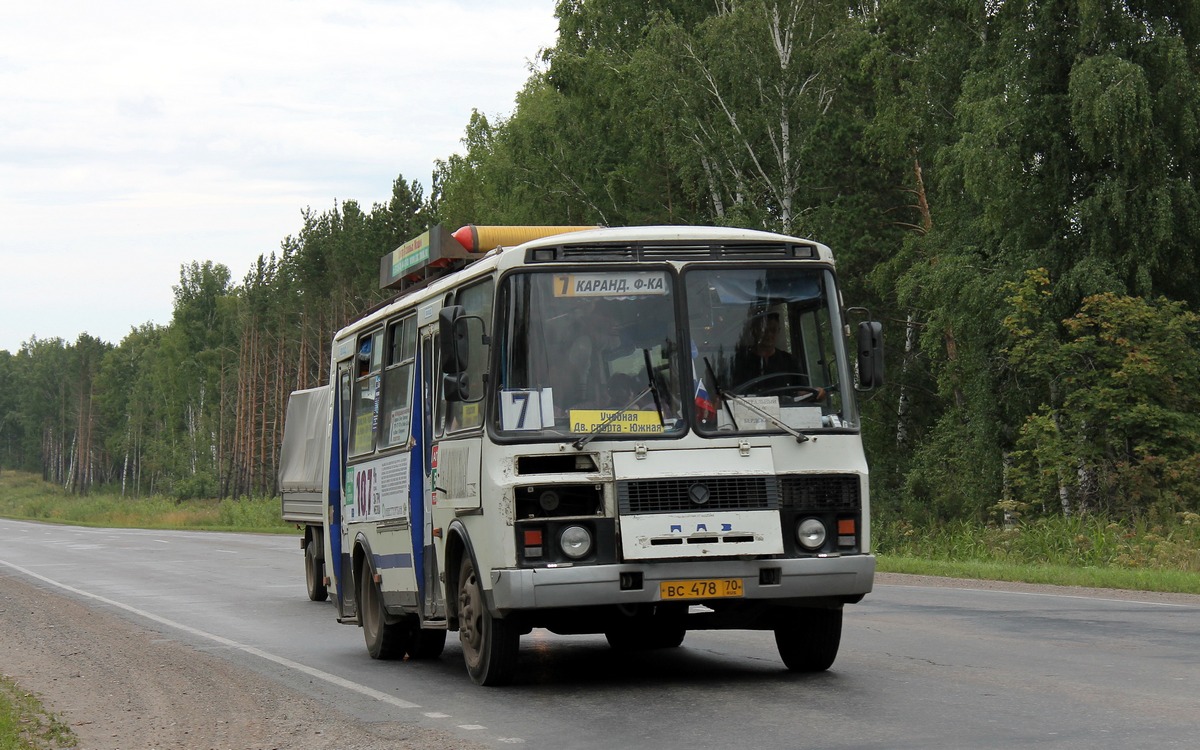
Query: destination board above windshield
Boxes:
[{"xmin": 553, "ymin": 271, "xmax": 668, "ymax": 297}]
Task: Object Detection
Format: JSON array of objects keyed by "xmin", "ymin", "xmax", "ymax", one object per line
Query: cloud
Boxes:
[{"xmin": 0, "ymin": 0, "xmax": 558, "ymax": 351}]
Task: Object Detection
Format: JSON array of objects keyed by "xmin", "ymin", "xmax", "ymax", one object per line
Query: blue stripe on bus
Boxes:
[
  {"xmin": 329, "ymin": 388, "xmax": 343, "ymax": 586},
  {"xmin": 411, "ymin": 347, "xmax": 425, "ymax": 598}
]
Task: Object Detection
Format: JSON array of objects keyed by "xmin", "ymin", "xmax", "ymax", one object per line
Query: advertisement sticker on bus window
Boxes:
[
  {"xmin": 354, "ymin": 411, "xmax": 374, "ymax": 451},
  {"xmin": 388, "ymin": 408, "xmax": 411, "ymax": 444},
  {"xmin": 460, "ymin": 402, "xmax": 480, "ymax": 425},
  {"xmin": 501, "ymin": 389, "xmax": 555, "ymax": 430},
  {"xmin": 552, "ymin": 272, "xmax": 668, "ymax": 297},
  {"xmin": 780, "ymin": 406, "xmax": 824, "ymax": 430},
  {"xmin": 728, "ymin": 396, "xmax": 780, "ymax": 431}
]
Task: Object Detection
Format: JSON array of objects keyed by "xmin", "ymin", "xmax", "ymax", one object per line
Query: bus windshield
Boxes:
[
  {"xmin": 685, "ymin": 266, "xmax": 854, "ymax": 433},
  {"xmin": 495, "ymin": 269, "xmax": 685, "ymax": 438}
]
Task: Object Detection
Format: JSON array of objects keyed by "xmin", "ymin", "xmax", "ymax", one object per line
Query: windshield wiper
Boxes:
[
  {"xmin": 703, "ymin": 357, "xmax": 810, "ymax": 444},
  {"xmin": 642, "ymin": 347, "xmax": 667, "ymax": 426},
  {"xmin": 572, "ymin": 349, "xmax": 665, "ymax": 451}
]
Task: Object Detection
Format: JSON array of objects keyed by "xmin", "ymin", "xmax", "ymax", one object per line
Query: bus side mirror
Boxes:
[
  {"xmin": 440, "ymin": 305, "xmax": 468, "ymax": 373},
  {"xmin": 443, "ymin": 371, "xmax": 469, "ymax": 403},
  {"xmin": 439, "ymin": 305, "xmax": 469, "ymax": 402},
  {"xmin": 857, "ymin": 321, "xmax": 884, "ymax": 389}
]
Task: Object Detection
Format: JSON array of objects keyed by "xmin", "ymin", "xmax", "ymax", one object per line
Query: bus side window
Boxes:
[
  {"xmin": 349, "ymin": 329, "xmax": 383, "ymax": 456},
  {"xmin": 421, "ymin": 332, "xmax": 440, "ymax": 450},
  {"xmin": 433, "ymin": 333, "xmax": 447, "ymax": 436},
  {"xmin": 379, "ymin": 316, "xmax": 417, "ymax": 449},
  {"xmin": 446, "ymin": 279, "xmax": 494, "ymax": 432},
  {"xmin": 338, "ymin": 363, "xmax": 353, "ymax": 459}
]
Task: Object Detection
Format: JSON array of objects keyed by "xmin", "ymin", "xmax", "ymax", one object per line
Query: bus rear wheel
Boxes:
[
  {"xmin": 774, "ymin": 606, "xmax": 842, "ymax": 672},
  {"xmin": 407, "ymin": 626, "xmax": 447, "ymax": 660},
  {"xmin": 604, "ymin": 606, "xmax": 687, "ymax": 650},
  {"xmin": 457, "ymin": 556, "xmax": 519, "ymax": 685},
  {"xmin": 360, "ymin": 568, "xmax": 409, "ymax": 660}
]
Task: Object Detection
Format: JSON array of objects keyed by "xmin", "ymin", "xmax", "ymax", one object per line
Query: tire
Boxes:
[
  {"xmin": 407, "ymin": 626, "xmax": 448, "ymax": 660},
  {"xmin": 304, "ymin": 539, "xmax": 328, "ymax": 602},
  {"xmin": 605, "ymin": 606, "xmax": 686, "ymax": 651},
  {"xmin": 774, "ymin": 606, "xmax": 842, "ymax": 672},
  {"xmin": 457, "ymin": 556, "xmax": 520, "ymax": 685},
  {"xmin": 605, "ymin": 621, "xmax": 686, "ymax": 651},
  {"xmin": 649, "ymin": 623, "xmax": 687, "ymax": 649},
  {"xmin": 359, "ymin": 567, "xmax": 409, "ymax": 660}
]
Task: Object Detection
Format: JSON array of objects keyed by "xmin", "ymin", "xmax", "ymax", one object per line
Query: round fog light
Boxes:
[
  {"xmin": 796, "ymin": 518, "xmax": 827, "ymax": 550},
  {"xmin": 538, "ymin": 490, "xmax": 561, "ymax": 512},
  {"xmin": 559, "ymin": 525, "xmax": 593, "ymax": 559}
]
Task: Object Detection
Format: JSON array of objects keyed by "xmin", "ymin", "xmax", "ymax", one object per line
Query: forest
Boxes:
[{"xmin": 2, "ymin": 0, "xmax": 1199, "ymax": 529}]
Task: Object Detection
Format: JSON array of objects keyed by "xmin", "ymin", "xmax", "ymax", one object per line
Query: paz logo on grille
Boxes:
[
  {"xmin": 669, "ymin": 522, "xmax": 734, "ymax": 533},
  {"xmin": 688, "ymin": 483, "xmax": 710, "ymax": 506}
]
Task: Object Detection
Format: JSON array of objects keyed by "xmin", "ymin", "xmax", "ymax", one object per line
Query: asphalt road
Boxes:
[{"xmin": 1, "ymin": 518, "xmax": 1196, "ymax": 749}]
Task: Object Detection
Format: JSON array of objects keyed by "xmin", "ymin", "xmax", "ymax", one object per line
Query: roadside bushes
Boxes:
[{"xmin": 874, "ymin": 512, "xmax": 1200, "ymax": 572}]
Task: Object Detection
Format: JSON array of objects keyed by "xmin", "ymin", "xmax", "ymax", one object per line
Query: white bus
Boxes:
[{"xmin": 303, "ymin": 224, "xmax": 883, "ymax": 686}]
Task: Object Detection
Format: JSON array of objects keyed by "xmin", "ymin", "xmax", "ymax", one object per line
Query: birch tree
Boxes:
[{"xmin": 635, "ymin": 1, "xmax": 846, "ymax": 233}]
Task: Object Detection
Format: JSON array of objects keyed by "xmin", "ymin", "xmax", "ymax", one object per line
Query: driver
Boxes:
[{"xmin": 732, "ymin": 312, "xmax": 801, "ymax": 388}]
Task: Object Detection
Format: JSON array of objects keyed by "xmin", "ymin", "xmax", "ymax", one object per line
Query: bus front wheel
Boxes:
[{"xmin": 457, "ymin": 556, "xmax": 519, "ymax": 686}]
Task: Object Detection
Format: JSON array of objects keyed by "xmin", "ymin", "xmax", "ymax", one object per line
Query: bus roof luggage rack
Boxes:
[
  {"xmin": 380, "ymin": 224, "xmax": 598, "ymax": 292},
  {"xmin": 528, "ymin": 240, "xmax": 817, "ymax": 263}
]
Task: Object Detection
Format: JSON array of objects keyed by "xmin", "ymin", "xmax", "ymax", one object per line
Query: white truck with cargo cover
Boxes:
[
  {"xmin": 279, "ymin": 385, "xmax": 332, "ymax": 602},
  {"xmin": 279, "ymin": 223, "xmax": 884, "ymax": 685}
]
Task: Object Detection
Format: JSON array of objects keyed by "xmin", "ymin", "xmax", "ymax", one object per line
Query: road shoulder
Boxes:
[
  {"xmin": 0, "ymin": 571, "xmax": 482, "ymax": 750},
  {"xmin": 876, "ymin": 571, "xmax": 1200, "ymax": 605}
]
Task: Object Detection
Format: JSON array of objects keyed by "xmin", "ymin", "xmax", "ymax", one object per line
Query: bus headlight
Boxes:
[
  {"xmin": 559, "ymin": 525, "xmax": 593, "ymax": 559},
  {"xmin": 796, "ymin": 518, "xmax": 827, "ymax": 550}
]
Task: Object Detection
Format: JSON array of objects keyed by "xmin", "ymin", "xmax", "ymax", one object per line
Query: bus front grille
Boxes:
[
  {"xmin": 617, "ymin": 476, "xmax": 779, "ymax": 514},
  {"xmin": 617, "ymin": 474, "xmax": 861, "ymax": 515},
  {"xmin": 778, "ymin": 475, "xmax": 861, "ymax": 512}
]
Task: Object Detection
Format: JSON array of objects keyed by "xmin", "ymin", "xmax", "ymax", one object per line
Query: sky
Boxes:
[{"xmin": 0, "ymin": 0, "xmax": 559, "ymax": 353}]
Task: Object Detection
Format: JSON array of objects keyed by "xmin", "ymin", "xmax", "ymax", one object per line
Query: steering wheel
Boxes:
[{"xmin": 732, "ymin": 372, "xmax": 825, "ymax": 403}]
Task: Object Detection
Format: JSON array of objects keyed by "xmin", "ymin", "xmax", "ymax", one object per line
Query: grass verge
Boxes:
[
  {"xmin": 0, "ymin": 676, "xmax": 75, "ymax": 750},
  {"xmin": 873, "ymin": 511, "xmax": 1200, "ymax": 594},
  {"xmin": 0, "ymin": 471, "xmax": 290, "ymax": 533},
  {"xmin": 876, "ymin": 556, "xmax": 1200, "ymax": 594}
]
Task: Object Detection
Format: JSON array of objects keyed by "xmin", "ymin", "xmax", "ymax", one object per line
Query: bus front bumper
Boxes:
[{"xmin": 486, "ymin": 554, "xmax": 875, "ymax": 614}]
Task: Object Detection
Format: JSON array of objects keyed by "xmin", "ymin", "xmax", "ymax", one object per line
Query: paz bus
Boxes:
[{"xmin": 281, "ymin": 223, "xmax": 884, "ymax": 686}]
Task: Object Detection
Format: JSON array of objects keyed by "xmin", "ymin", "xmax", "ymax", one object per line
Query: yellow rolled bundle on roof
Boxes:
[{"xmin": 451, "ymin": 225, "xmax": 598, "ymax": 253}]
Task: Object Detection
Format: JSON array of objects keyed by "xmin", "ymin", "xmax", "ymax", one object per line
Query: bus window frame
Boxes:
[
  {"xmin": 378, "ymin": 314, "xmax": 418, "ymax": 450},
  {"xmin": 442, "ymin": 278, "xmax": 494, "ymax": 436},
  {"xmin": 348, "ymin": 328, "xmax": 384, "ymax": 458}
]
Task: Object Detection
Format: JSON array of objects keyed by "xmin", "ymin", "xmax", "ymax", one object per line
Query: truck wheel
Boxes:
[
  {"xmin": 360, "ymin": 569, "xmax": 408, "ymax": 660},
  {"xmin": 304, "ymin": 540, "xmax": 328, "ymax": 602},
  {"xmin": 457, "ymin": 556, "xmax": 519, "ymax": 685},
  {"xmin": 774, "ymin": 606, "xmax": 842, "ymax": 672}
]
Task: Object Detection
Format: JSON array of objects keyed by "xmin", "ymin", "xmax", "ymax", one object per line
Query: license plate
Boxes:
[{"xmin": 660, "ymin": 578, "xmax": 744, "ymax": 600}]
